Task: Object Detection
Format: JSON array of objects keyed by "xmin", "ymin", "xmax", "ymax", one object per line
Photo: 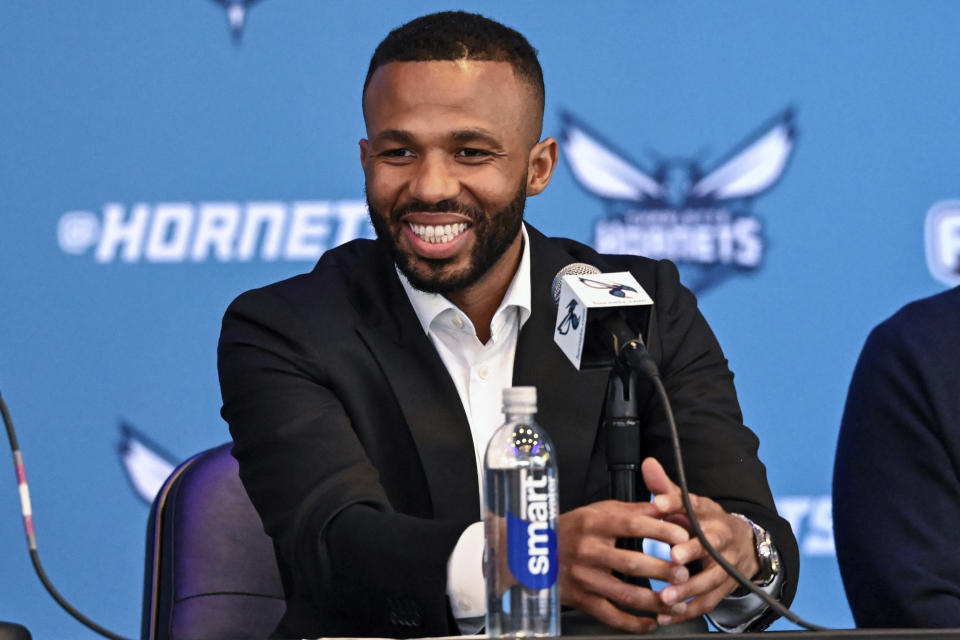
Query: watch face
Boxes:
[
  {"xmin": 733, "ymin": 513, "xmax": 779, "ymax": 587},
  {"xmin": 754, "ymin": 525, "xmax": 780, "ymax": 587}
]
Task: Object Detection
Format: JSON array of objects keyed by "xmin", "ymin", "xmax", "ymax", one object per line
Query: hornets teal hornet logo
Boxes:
[{"xmin": 561, "ymin": 109, "xmax": 797, "ymax": 293}]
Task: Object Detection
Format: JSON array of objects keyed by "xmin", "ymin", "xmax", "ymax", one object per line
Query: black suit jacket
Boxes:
[
  {"xmin": 218, "ymin": 226, "xmax": 798, "ymax": 637},
  {"xmin": 834, "ymin": 286, "xmax": 960, "ymax": 627}
]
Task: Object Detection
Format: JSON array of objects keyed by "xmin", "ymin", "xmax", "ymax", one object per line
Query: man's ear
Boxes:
[
  {"xmin": 526, "ymin": 137, "xmax": 559, "ymax": 197},
  {"xmin": 359, "ymin": 139, "xmax": 369, "ymax": 167}
]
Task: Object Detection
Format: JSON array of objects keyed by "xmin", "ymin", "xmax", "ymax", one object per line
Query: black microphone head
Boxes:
[{"xmin": 551, "ymin": 263, "xmax": 601, "ymax": 304}]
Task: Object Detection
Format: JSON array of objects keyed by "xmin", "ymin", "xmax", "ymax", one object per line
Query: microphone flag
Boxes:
[{"xmin": 553, "ymin": 271, "xmax": 652, "ymax": 370}]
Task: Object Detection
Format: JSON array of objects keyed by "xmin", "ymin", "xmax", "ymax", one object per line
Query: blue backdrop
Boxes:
[{"xmin": 2, "ymin": 2, "xmax": 959, "ymax": 636}]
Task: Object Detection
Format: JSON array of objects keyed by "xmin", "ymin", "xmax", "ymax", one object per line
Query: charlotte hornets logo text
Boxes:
[{"xmin": 561, "ymin": 110, "xmax": 797, "ymax": 293}]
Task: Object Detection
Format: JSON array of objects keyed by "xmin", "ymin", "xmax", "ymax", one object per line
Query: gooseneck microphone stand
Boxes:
[
  {"xmin": 605, "ymin": 363, "xmax": 642, "ymax": 550},
  {"xmin": 604, "ymin": 332, "xmax": 661, "ymax": 594},
  {"xmin": 602, "ymin": 333, "xmax": 827, "ymax": 631}
]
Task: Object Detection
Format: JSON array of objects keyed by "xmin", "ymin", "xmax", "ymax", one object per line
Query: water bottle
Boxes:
[{"xmin": 484, "ymin": 386, "xmax": 560, "ymax": 637}]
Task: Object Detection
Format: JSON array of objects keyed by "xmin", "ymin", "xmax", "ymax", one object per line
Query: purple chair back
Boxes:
[{"xmin": 142, "ymin": 443, "xmax": 285, "ymax": 639}]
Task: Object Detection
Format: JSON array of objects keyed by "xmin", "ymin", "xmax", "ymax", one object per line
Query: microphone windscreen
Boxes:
[{"xmin": 551, "ymin": 263, "xmax": 600, "ymax": 304}]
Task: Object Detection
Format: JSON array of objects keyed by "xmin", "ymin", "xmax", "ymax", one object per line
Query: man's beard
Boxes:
[{"xmin": 367, "ymin": 181, "xmax": 527, "ymax": 295}]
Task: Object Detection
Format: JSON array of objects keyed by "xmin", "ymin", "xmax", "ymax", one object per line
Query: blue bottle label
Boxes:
[{"xmin": 506, "ymin": 471, "xmax": 558, "ymax": 590}]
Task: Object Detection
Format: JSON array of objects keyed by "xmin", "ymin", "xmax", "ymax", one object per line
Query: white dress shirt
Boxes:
[{"xmin": 398, "ymin": 224, "xmax": 776, "ymax": 632}]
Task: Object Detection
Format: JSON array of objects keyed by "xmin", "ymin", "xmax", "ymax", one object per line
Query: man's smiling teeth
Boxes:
[{"xmin": 408, "ymin": 222, "xmax": 469, "ymax": 244}]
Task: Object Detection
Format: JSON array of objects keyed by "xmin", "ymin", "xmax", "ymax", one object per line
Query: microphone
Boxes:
[
  {"xmin": 550, "ymin": 263, "xmax": 657, "ymax": 493},
  {"xmin": 551, "ymin": 263, "xmax": 656, "ymax": 585},
  {"xmin": 551, "ymin": 263, "xmax": 655, "ymax": 375},
  {"xmin": 549, "ymin": 266, "xmax": 828, "ymax": 630}
]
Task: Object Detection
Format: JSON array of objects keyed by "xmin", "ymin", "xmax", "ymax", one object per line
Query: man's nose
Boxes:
[{"xmin": 408, "ymin": 153, "xmax": 459, "ymax": 204}]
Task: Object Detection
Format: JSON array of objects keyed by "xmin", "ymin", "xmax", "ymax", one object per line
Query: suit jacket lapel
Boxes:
[
  {"xmin": 350, "ymin": 243, "xmax": 479, "ymax": 522},
  {"xmin": 514, "ymin": 227, "xmax": 611, "ymax": 512}
]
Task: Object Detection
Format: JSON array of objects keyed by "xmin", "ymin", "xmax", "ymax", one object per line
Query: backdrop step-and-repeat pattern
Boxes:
[{"xmin": 2, "ymin": 2, "xmax": 959, "ymax": 636}]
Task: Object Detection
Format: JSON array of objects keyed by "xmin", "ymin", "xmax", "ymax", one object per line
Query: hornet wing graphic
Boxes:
[
  {"xmin": 118, "ymin": 423, "xmax": 178, "ymax": 504},
  {"xmin": 690, "ymin": 110, "xmax": 796, "ymax": 201},
  {"xmin": 560, "ymin": 113, "xmax": 664, "ymax": 202}
]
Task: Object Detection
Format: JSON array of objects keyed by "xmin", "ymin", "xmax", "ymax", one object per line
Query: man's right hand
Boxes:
[{"xmin": 557, "ymin": 500, "xmax": 692, "ymax": 632}]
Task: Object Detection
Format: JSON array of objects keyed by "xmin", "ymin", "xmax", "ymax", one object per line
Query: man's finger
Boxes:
[
  {"xmin": 663, "ymin": 512, "xmax": 692, "ymax": 531},
  {"xmin": 641, "ymin": 457, "xmax": 678, "ymax": 500},
  {"xmin": 563, "ymin": 500, "xmax": 690, "ymax": 545},
  {"xmin": 660, "ymin": 562, "xmax": 732, "ymax": 607},
  {"xmin": 564, "ymin": 565, "xmax": 668, "ymax": 614},
  {"xmin": 670, "ymin": 526, "xmax": 726, "ymax": 565},
  {"xmin": 642, "ymin": 457, "xmax": 702, "ymax": 518},
  {"xmin": 585, "ymin": 545, "xmax": 690, "ymax": 584},
  {"xmin": 670, "ymin": 513, "xmax": 757, "ymax": 576},
  {"xmin": 658, "ymin": 577, "xmax": 734, "ymax": 625}
]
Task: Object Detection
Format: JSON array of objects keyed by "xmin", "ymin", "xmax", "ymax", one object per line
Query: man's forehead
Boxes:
[
  {"xmin": 363, "ymin": 60, "xmax": 540, "ymax": 140},
  {"xmin": 365, "ymin": 59, "xmax": 525, "ymax": 100}
]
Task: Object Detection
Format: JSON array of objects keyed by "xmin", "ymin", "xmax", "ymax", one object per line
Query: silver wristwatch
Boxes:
[{"xmin": 732, "ymin": 513, "xmax": 781, "ymax": 587}]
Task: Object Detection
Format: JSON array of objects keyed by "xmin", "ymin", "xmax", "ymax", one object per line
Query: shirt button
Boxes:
[
  {"xmin": 452, "ymin": 315, "xmax": 464, "ymax": 329},
  {"xmin": 477, "ymin": 365, "xmax": 490, "ymax": 379}
]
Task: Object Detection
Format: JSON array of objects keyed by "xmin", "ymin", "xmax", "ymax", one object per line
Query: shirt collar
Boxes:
[{"xmin": 399, "ymin": 223, "xmax": 533, "ymax": 336}]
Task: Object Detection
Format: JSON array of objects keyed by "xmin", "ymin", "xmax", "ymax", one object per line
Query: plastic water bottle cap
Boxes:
[{"xmin": 502, "ymin": 386, "xmax": 537, "ymax": 408}]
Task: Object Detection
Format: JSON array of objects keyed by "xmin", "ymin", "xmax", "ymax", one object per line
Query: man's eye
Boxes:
[
  {"xmin": 456, "ymin": 148, "xmax": 491, "ymax": 159},
  {"xmin": 381, "ymin": 148, "xmax": 414, "ymax": 158}
]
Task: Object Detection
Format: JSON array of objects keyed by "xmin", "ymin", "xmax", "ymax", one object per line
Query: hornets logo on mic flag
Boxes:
[{"xmin": 554, "ymin": 270, "xmax": 652, "ymax": 370}]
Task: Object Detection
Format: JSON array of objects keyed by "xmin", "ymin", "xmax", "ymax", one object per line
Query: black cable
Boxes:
[
  {"xmin": 1, "ymin": 391, "xmax": 132, "ymax": 640},
  {"xmin": 647, "ymin": 371, "xmax": 828, "ymax": 631}
]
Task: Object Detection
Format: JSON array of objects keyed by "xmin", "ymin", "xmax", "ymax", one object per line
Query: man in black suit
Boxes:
[
  {"xmin": 834, "ymin": 286, "xmax": 960, "ymax": 627},
  {"xmin": 218, "ymin": 11, "xmax": 798, "ymax": 637}
]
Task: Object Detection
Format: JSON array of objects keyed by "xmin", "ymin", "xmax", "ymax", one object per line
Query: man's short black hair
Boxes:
[{"xmin": 363, "ymin": 11, "xmax": 545, "ymax": 117}]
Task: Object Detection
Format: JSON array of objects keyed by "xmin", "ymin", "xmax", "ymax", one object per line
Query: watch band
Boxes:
[{"xmin": 731, "ymin": 513, "xmax": 781, "ymax": 588}]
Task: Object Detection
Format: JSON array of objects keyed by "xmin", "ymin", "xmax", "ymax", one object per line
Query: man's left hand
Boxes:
[{"xmin": 640, "ymin": 457, "xmax": 760, "ymax": 626}]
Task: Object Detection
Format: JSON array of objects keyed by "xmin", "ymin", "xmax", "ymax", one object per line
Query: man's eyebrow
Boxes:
[
  {"xmin": 371, "ymin": 129, "xmax": 415, "ymax": 145},
  {"xmin": 370, "ymin": 128, "xmax": 506, "ymax": 150},
  {"xmin": 451, "ymin": 128, "xmax": 505, "ymax": 150}
]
